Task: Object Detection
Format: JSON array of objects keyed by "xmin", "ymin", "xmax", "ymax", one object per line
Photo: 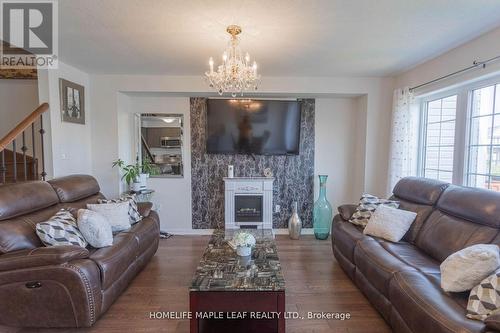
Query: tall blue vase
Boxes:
[{"xmin": 313, "ymin": 175, "xmax": 333, "ymax": 240}]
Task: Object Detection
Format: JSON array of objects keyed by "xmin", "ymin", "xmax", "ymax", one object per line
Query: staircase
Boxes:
[{"xmin": 0, "ymin": 103, "xmax": 49, "ymax": 184}]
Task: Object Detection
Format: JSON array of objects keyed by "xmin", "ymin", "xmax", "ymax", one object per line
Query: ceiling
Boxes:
[{"xmin": 59, "ymin": 0, "xmax": 500, "ymax": 77}]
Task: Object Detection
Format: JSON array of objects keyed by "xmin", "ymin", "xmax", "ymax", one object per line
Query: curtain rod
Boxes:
[{"xmin": 409, "ymin": 54, "xmax": 500, "ymax": 92}]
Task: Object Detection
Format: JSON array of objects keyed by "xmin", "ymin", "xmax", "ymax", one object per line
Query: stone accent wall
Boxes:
[{"xmin": 190, "ymin": 97, "xmax": 315, "ymax": 229}]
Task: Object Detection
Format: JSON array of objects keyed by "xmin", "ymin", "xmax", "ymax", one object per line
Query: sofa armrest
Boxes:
[
  {"xmin": 138, "ymin": 202, "xmax": 153, "ymax": 217},
  {"xmin": 485, "ymin": 313, "xmax": 500, "ymax": 332},
  {"xmin": 0, "ymin": 245, "xmax": 89, "ymax": 272},
  {"xmin": 337, "ymin": 204, "xmax": 357, "ymax": 221}
]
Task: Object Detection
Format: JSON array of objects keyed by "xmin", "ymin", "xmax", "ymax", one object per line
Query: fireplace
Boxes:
[
  {"xmin": 224, "ymin": 177, "xmax": 274, "ymax": 230},
  {"xmin": 235, "ymin": 195, "xmax": 263, "ymax": 223}
]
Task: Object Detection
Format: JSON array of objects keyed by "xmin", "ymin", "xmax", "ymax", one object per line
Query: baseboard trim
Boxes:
[
  {"xmin": 162, "ymin": 228, "xmax": 315, "ymax": 235},
  {"xmin": 273, "ymin": 228, "xmax": 314, "ymax": 235},
  {"xmin": 162, "ymin": 229, "xmax": 215, "ymax": 235}
]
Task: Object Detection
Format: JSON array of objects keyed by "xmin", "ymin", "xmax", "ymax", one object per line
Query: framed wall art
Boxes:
[{"xmin": 60, "ymin": 78, "xmax": 85, "ymax": 124}]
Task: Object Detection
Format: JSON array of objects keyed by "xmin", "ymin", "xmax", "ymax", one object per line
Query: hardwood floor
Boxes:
[{"xmin": 3, "ymin": 235, "xmax": 391, "ymax": 333}]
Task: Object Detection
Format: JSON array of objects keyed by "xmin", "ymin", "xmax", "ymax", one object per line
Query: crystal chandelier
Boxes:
[{"xmin": 205, "ymin": 25, "xmax": 260, "ymax": 97}]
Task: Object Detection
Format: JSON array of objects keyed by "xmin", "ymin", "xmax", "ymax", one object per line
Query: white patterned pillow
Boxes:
[
  {"xmin": 349, "ymin": 194, "xmax": 399, "ymax": 228},
  {"xmin": 98, "ymin": 194, "xmax": 142, "ymax": 224},
  {"xmin": 87, "ymin": 202, "xmax": 131, "ymax": 233},
  {"xmin": 77, "ymin": 209, "xmax": 113, "ymax": 248},
  {"xmin": 36, "ymin": 209, "xmax": 87, "ymax": 247},
  {"xmin": 467, "ymin": 269, "xmax": 500, "ymax": 321},
  {"xmin": 363, "ymin": 205, "xmax": 417, "ymax": 242},
  {"xmin": 441, "ymin": 244, "xmax": 500, "ymax": 292}
]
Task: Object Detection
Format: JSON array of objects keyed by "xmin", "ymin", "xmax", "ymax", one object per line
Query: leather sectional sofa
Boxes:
[
  {"xmin": 332, "ymin": 177, "xmax": 500, "ymax": 333},
  {"xmin": 0, "ymin": 175, "xmax": 160, "ymax": 328}
]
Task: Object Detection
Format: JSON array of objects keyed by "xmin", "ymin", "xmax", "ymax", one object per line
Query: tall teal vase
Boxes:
[{"xmin": 313, "ymin": 175, "xmax": 333, "ymax": 240}]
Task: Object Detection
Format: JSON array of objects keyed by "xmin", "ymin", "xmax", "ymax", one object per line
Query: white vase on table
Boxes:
[{"xmin": 236, "ymin": 246, "xmax": 251, "ymax": 257}]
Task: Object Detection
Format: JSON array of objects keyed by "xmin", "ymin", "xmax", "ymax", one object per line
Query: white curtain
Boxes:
[{"xmin": 387, "ymin": 87, "xmax": 418, "ymax": 194}]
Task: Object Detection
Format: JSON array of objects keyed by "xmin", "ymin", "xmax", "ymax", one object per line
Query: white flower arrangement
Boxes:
[{"xmin": 233, "ymin": 231, "xmax": 256, "ymax": 248}]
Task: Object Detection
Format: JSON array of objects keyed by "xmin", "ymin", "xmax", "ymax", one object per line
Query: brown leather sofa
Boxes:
[
  {"xmin": 0, "ymin": 175, "xmax": 160, "ymax": 328},
  {"xmin": 332, "ymin": 177, "xmax": 500, "ymax": 333}
]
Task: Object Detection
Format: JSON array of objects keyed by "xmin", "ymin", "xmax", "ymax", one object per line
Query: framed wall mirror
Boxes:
[{"xmin": 137, "ymin": 113, "xmax": 184, "ymax": 178}]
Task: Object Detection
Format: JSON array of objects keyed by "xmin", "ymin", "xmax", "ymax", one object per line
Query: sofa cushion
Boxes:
[
  {"xmin": 437, "ymin": 185, "xmax": 500, "ymax": 228},
  {"xmin": 390, "ymin": 270, "xmax": 484, "ymax": 333},
  {"xmin": 380, "ymin": 242, "xmax": 440, "ymax": 275},
  {"xmin": 89, "ymin": 232, "xmax": 139, "ymax": 289},
  {"xmin": 416, "ymin": 210, "xmax": 498, "ymax": 262},
  {"xmin": 416, "ymin": 185, "xmax": 500, "ymax": 263},
  {"xmin": 48, "ymin": 175, "xmax": 100, "ymax": 203},
  {"xmin": 354, "ymin": 238, "xmax": 416, "ymax": 297},
  {"xmin": 388, "ymin": 197, "xmax": 434, "ymax": 244},
  {"xmin": 59, "ymin": 193, "xmax": 105, "ymax": 212},
  {"xmin": 332, "ymin": 217, "xmax": 368, "ymax": 262},
  {"xmin": 0, "ymin": 181, "xmax": 59, "ymax": 221},
  {"xmin": 0, "ymin": 204, "xmax": 66, "ymax": 253},
  {"xmin": 392, "ymin": 177, "xmax": 449, "ymax": 206}
]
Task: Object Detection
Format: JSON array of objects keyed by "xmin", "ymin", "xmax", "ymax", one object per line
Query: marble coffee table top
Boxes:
[{"xmin": 190, "ymin": 229, "xmax": 286, "ymax": 292}]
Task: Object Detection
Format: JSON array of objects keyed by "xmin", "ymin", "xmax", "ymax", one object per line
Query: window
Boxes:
[
  {"xmin": 421, "ymin": 95, "xmax": 457, "ymax": 183},
  {"xmin": 418, "ymin": 77, "xmax": 500, "ymax": 191},
  {"xmin": 467, "ymin": 84, "xmax": 500, "ymax": 190}
]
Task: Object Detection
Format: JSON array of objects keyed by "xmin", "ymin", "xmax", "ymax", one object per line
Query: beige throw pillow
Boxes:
[
  {"xmin": 87, "ymin": 202, "xmax": 131, "ymax": 233},
  {"xmin": 440, "ymin": 244, "xmax": 500, "ymax": 292},
  {"xmin": 363, "ymin": 205, "xmax": 416, "ymax": 242}
]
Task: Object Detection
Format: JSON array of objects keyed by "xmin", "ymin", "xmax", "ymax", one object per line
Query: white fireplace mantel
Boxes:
[{"xmin": 223, "ymin": 177, "xmax": 274, "ymax": 230}]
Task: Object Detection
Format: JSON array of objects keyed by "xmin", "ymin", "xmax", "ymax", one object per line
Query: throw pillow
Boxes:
[
  {"xmin": 467, "ymin": 269, "xmax": 500, "ymax": 321},
  {"xmin": 440, "ymin": 244, "xmax": 500, "ymax": 292},
  {"xmin": 87, "ymin": 202, "xmax": 131, "ymax": 233},
  {"xmin": 98, "ymin": 194, "xmax": 142, "ymax": 224},
  {"xmin": 349, "ymin": 194, "xmax": 399, "ymax": 228},
  {"xmin": 36, "ymin": 209, "xmax": 88, "ymax": 248},
  {"xmin": 77, "ymin": 209, "xmax": 113, "ymax": 248},
  {"xmin": 363, "ymin": 205, "xmax": 417, "ymax": 242}
]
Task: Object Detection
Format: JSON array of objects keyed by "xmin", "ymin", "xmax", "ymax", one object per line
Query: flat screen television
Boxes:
[{"xmin": 206, "ymin": 99, "xmax": 301, "ymax": 155}]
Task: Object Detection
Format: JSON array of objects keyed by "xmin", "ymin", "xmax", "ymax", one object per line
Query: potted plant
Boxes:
[
  {"xmin": 112, "ymin": 159, "xmax": 141, "ymax": 192},
  {"xmin": 232, "ymin": 231, "xmax": 256, "ymax": 257},
  {"xmin": 113, "ymin": 158, "xmax": 161, "ymax": 192},
  {"xmin": 139, "ymin": 157, "xmax": 161, "ymax": 189}
]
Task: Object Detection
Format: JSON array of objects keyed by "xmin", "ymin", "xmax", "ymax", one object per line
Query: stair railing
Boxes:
[{"xmin": 0, "ymin": 103, "xmax": 49, "ymax": 184}]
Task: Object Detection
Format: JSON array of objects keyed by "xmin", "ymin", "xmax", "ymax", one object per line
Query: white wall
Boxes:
[
  {"xmin": 117, "ymin": 95, "xmax": 192, "ymax": 232},
  {"xmin": 0, "ymin": 79, "xmax": 39, "ymax": 138},
  {"xmin": 38, "ymin": 61, "xmax": 92, "ymax": 178},
  {"xmin": 395, "ymin": 26, "xmax": 500, "ymax": 93},
  {"xmin": 315, "ymin": 98, "xmax": 366, "ymax": 208}
]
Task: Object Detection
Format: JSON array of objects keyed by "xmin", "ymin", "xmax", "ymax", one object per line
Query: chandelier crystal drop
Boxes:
[{"xmin": 205, "ymin": 25, "xmax": 260, "ymax": 97}]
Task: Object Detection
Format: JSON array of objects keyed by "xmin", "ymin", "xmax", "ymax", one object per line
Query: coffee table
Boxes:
[{"xmin": 190, "ymin": 229, "xmax": 286, "ymax": 333}]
